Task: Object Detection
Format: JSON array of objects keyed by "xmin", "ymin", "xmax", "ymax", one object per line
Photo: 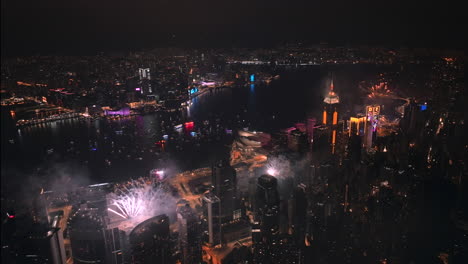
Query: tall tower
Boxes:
[
  {"xmin": 323, "ymin": 78, "xmax": 340, "ymax": 124},
  {"xmin": 322, "ymin": 78, "xmax": 340, "ymax": 153}
]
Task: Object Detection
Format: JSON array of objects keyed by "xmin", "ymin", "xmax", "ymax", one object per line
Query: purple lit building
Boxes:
[{"xmin": 104, "ymin": 108, "xmax": 130, "ymax": 116}]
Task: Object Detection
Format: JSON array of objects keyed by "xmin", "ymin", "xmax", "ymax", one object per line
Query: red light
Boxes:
[
  {"xmin": 185, "ymin": 122, "xmax": 194, "ymax": 132},
  {"xmin": 8, "ymin": 215, "xmax": 15, "ymax": 219}
]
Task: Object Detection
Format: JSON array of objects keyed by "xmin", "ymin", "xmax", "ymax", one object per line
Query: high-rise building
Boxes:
[
  {"xmin": 348, "ymin": 105, "xmax": 380, "ymax": 151},
  {"xmin": 2, "ymin": 208, "xmax": 67, "ymax": 264},
  {"xmin": 322, "ymin": 78, "xmax": 340, "ymax": 153},
  {"xmin": 349, "ymin": 116, "xmax": 367, "ymax": 137},
  {"xmin": 211, "ymin": 160, "xmax": 240, "ymax": 224},
  {"xmin": 209, "ymin": 162, "xmax": 249, "ymax": 246},
  {"xmin": 288, "ymin": 129, "xmax": 308, "ymax": 152},
  {"xmin": 255, "ymin": 175, "xmax": 280, "ymax": 241},
  {"xmin": 68, "ymin": 207, "xmax": 107, "ymax": 264},
  {"xmin": 289, "ymin": 184, "xmax": 308, "ymax": 245},
  {"xmin": 129, "ymin": 214, "xmax": 172, "ymax": 264},
  {"xmin": 306, "ymin": 117, "xmax": 317, "ymax": 150},
  {"xmin": 203, "ymin": 161, "xmax": 249, "ymax": 247},
  {"xmin": 177, "ymin": 203, "xmax": 202, "ymax": 264},
  {"xmin": 365, "ymin": 105, "xmax": 380, "ymax": 149},
  {"xmin": 138, "ymin": 68, "xmax": 151, "ymax": 80},
  {"xmin": 104, "ymin": 227, "xmax": 126, "ymax": 264},
  {"xmin": 18, "ymin": 225, "xmax": 67, "ymax": 264},
  {"xmin": 322, "ymin": 78, "xmax": 340, "ymax": 125},
  {"xmin": 348, "ymin": 134, "xmax": 362, "ymax": 165},
  {"xmin": 202, "ymin": 192, "xmax": 222, "ymax": 246},
  {"xmin": 401, "ymin": 101, "xmax": 429, "ymax": 142},
  {"xmin": 138, "ymin": 68, "xmax": 152, "ymax": 94},
  {"xmin": 254, "ymin": 175, "xmax": 302, "ymax": 264},
  {"xmin": 252, "ymin": 175, "xmax": 281, "ymax": 263}
]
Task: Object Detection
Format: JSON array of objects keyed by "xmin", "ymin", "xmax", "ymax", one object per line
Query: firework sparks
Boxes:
[
  {"xmin": 107, "ymin": 179, "xmax": 164, "ymax": 219},
  {"xmin": 265, "ymin": 155, "xmax": 293, "ymax": 180},
  {"xmin": 267, "ymin": 168, "xmax": 278, "ymax": 176}
]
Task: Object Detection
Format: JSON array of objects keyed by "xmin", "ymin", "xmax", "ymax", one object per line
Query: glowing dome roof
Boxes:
[{"xmin": 324, "ymin": 79, "xmax": 340, "ymax": 104}]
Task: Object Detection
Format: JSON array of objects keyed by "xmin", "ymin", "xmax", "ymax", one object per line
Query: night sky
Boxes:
[{"xmin": 1, "ymin": 0, "xmax": 464, "ymax": 55}]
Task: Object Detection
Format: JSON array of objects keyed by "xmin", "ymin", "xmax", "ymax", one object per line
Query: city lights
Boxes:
[{"xmin": 1, "ymin": 27, "xmax": 464, "ymax": 263}]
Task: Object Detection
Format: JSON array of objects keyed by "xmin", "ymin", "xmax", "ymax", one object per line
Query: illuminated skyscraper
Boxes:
[
  {"xmin": 322, "ymin": 78, "xmax": 340, "ymax": 153},
  {"xmin": 349, "ymin": 116, "xmax": 367, "ymax": 137},
  {"xmin": 365, "ymin": 105, "xmax": 380, "ymax": 149},
  {"xmin": 138, "ymin": 68, "xmax": 152, "ymax": 94},
  {"xmin": 322, "ymin": 78, "xmax": 340, "ymax": 124},
  {"xmin": 202, "ymin": 192, "xmax": 221, "ymax": 246},
  {"xmin": 348, "ymin": 105, "xmax": 380, "ymax": 151},
  {"xmin": 138, "ymin": 68, "xmax": 151, "ymax": 80}
]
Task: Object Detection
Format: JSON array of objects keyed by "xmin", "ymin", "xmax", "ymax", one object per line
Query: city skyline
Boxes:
[
  {"xmin": 1, "ymin": 0, "xmax": 465, "ymax": 56},
  {"xmin": 1, "ymin": 2, "xmax": 466, "ymax": 263}
]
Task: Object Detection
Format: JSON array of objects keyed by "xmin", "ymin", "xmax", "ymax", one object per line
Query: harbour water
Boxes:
[{"xmin": 1, "ymin": 66, "xmax": 382, "ymax": 195}]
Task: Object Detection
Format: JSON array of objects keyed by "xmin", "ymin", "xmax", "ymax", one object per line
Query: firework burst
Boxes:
[
  {"xmin": 108, "ymin": 179, "xmax": 162, "ymax": 219},
  {"xmin": 265, "ymin": 155, "xmax": 292, "ymax": 180}
]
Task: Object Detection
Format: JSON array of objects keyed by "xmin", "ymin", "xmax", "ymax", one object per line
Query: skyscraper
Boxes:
[
  {"xmin": 138, "ymin": 68, "xmax": 151, "ymax": 80},
  {"xmin": 129, "ymin": 214, "xmax": 171, "ymax": 264},
  {"xmin": 290, "ymin": 184, "xmax": 308, "ymax": 245},
  {"xmin": 19, "ymin": 225, "xmax": 67, "ymax": 264},
  {"xmin": 211, "ymin": 160, "xmax": 240, "ymax": 224},
  {"xmin": 177, "ymin": 203, "xmax": 202, "ymax": 264},
  {"xmin": 68, "ymin": 207, "xmax": 107, "ymax": 264},
  {"xmin": 138, "ymin": 68, "xmax": 152, "ymax": 94},
  {"xmin": 202, "ymin": 192, "xmax": 222, "ymax": 246},
  {"xmin": 104, "ymin": 227, "xmax": 125, "ymax": 264},
  {"xmin": 322, "ymin": 78, "xmax": 340, "ymax": 125},
  {"xmin": 306, "ymin": 117, "xmax": 317, "ymax": 151},
  {"xmin": 349, "ymin": 116, "xmax": 367, "ymax": 137},
  {"xmin": 365, "ymin": 105, "xmax": 380, "ymax": 149},
  {"xmin": 288, "ymin": 129, "xmax": 308, "ymax": 153},
  {"xmin": 255, "ymin": 174, "xmax": 280, "ymax": 241},
  {"xmin": 254, "ymin": 175, "xmax": 302, "ymax": 264},
  {"xmin": 323, "ymin": 78, "xmax": 340, "ymax": 153}
]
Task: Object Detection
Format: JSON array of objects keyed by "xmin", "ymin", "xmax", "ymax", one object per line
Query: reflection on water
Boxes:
[{"xmin": 2, "ymin": 67, "xmax": 375, "ymax": 185}]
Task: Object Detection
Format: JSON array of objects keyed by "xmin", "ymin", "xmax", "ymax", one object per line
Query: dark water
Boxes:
[{"xmin": 1, "ymin": 66, "xmax": 383, "ymax": 195}]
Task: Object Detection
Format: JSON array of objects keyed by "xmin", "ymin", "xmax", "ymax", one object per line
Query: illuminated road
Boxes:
[{"xmin": 168, "ymin": 167, "xmax": 212, "ymax": 208}]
